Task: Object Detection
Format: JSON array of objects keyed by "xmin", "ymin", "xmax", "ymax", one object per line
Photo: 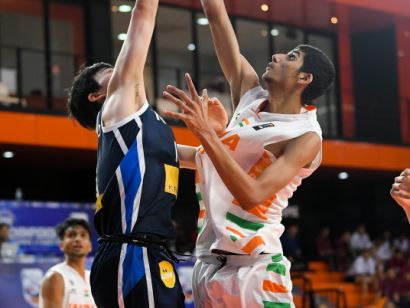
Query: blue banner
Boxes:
[
  {"xmin": 0, "ymin": 201, "xmax": 196, "ymax": 307},
  {"xmin": 0, "ymin": 200, "xmax": 97, "ymax": 256}
]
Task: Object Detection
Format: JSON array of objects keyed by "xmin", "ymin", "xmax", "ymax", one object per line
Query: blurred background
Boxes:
[{"xmin": 0, "ymin": 0, "xmax": 410, "ymax": 307}]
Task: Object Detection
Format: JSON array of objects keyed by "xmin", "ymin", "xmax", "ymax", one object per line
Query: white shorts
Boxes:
[{"xmin": 192, "ymin": 253, "xmax": 294, "ymax": 308}]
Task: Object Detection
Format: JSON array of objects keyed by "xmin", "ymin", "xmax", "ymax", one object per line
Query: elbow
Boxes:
[
  {"xmin": 238, "ymin": 192, "xmax": 265, "ymax": 211},
  {"xmin": 237, "ymin": 186, "xmax": 276, "ymax": 211}
]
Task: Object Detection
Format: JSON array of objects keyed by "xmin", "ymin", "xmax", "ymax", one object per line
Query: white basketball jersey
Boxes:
[
  {"xmin": 40, "ymin": 262, "xmax": 96, "ymax": 308},
  {"xmin": 195, "ymin": 86, "xmax": 322, "ymax": 257}
]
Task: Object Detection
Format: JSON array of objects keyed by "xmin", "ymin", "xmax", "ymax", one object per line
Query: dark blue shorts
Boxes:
[{"xmin": 90, "ymin": 242, "xmax": 185, "ymax": 308}]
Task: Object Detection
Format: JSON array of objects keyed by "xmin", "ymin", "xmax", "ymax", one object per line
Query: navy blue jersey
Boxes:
[{"xmin": 95, "ymin": 102, "xmax": 179, "ymax": 238}]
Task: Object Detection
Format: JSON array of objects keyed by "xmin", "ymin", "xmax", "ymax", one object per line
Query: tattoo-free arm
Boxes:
[
  {"xmin": 40, "ymin": 272, "xmax": 64, "ymax": 308},
  {"xmin": 201, "ymin": 0, "xmax": 259, "ymax": 107}
]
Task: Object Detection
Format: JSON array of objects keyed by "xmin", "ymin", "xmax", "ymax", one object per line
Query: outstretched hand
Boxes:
[{"xmin": 162, "ymin": 73, "xmax": 228, "ymax": 137}]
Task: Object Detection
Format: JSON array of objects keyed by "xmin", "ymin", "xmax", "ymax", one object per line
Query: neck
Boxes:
[
  {"xmin": 66, "ymin": 256, "xmax": 86, "ymax": 278},
  {"xmin": 263, "ymin": 86, "xmax": 302, "ymax": 114}
]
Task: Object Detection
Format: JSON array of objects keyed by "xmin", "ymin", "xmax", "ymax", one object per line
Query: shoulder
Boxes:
[
  {"xmin": 42, "ymin": 271, "xmax": 64, "ymax": 293},
  {"xmin": 287, "ymin": 132, "xmax": 321, "ymax": 155}
]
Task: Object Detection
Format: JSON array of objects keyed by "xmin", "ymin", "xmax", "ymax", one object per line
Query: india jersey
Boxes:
[
  {"xmin": 195, "ymin": 86, "xmax": 322, "ymax": 257},
  {"xmin": 40, "ymin": 262, "xmax": 95, "ymax": 308}
]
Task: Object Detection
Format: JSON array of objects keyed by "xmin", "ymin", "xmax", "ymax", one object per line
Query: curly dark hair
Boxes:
[
  {"xmin": 297, "ymin": 44, "xmax": 335, "ymax": 104},
  {"xmin": 67, "ymin": 62, "xmax": 113, "ymax": 130},
  {"xmin": 56, "ymin": 218, "xmax": 91, "ymax": 240}
]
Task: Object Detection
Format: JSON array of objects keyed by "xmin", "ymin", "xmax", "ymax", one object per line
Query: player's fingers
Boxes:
[
  {"xmin": 162, "ymin": 91, "xmax": 191, "ymax": 114},
  {"xmin": 162, "ymin": 110, "xmax": 190, "ymax": 122},
  {"xmin": 166, "ymin": 85, "xmax": 194, "ymax": 107},
  {"xmin": 185, "ymin": 73, "xmax": 200, "ymax": 103},
  {"xmin": 401, "ymin": 168, "xmax": 410, "ymax": 176}
]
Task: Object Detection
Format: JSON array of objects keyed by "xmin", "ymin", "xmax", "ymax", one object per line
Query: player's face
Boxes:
[
  {"xmin": 262, "ymin": 49, "xmax": 305, "ymax": 88},
  {"xmin": 60, "ymin": 225, "xmax": 92, "ymax": 259},
  {"xmin": 94, "ymin": 67, "xmax": 113, "ymax": 94}
]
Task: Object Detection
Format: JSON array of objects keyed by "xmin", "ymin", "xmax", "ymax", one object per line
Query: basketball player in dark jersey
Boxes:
[{"xmin": 66, "ymin": 1, "xmax": 185, "ymax": 307}]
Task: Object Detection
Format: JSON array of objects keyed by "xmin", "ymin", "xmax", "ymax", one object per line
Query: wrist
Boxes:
[{"xmin": 197, "ymin": 128, "xmax": 218, "ymax": 145}]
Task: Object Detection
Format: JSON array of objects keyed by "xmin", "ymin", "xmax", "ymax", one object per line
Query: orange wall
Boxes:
[{"xmin": 1, "ymin": 111, "xmax": 410, "ymax": 171}]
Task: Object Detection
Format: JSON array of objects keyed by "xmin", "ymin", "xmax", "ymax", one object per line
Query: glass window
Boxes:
[
  {"xmin": 308, "ymin": 34, "xmax": 338, "ymax": 137},
  {"xmin": 271, "ymin": 25, "xmax": 304, "ymax": 53},
  {"xmin": 156, "ymin": 7, "xmax": 193, "ymax": 98},
  {"xmin": 237, "ymin": 19, "xmax": 269, "ymax": 79},
  {"xmin": 0, "ymin": 0, "xmax": 45, "ymax": 109},
  {"xmin": 197, "ymin": 12, "xmax": 231, "ymax": 117},
  {"xmin": 197, "ymin": 13, "xmax": 223, "ymax": 90},
  {"xmin": 111, "ymin": 0, "xmax": 156, "ymax": 107},
  {"xmin": 50, "ymin": 1, "xmax": 85, "ymax": 112}
]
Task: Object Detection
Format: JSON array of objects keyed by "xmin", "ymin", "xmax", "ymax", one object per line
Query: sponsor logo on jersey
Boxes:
[
  {"xmin": 159, "ymin": 260, "xmax": 176, "ymax": 288},
  {"xmin": 252, "ymin": 123, "xmax": 275, "ymax": 131},
  {"xmin": 164, "ymin": 164, "xmax": 179, "ymax": 196}
]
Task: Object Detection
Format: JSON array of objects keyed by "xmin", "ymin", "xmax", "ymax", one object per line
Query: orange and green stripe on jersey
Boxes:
[
  {"xmin": 232, "ymin": 151, "xmax": 275, "ymax": 220},
  {"xmin": 262, "ymin": 301, "xmax": 291, "ymax": 308},
  {"xmin": 241, "ymin": 236, "xmax": 265, "ymax": 254},
  {"xmin": 195, "ymin": 171, "xmax": 206, "ymax": 234},
  {"xmin": 225, "ymin": 212, "xmax": 266, "ymax": 253},
  {"xmin": 266, "ymin": 254, "xmax": 286, "ymax": 276},
  {"xmin": 262, "ymin": 280, "xmax": 289, "ymax": 293}
]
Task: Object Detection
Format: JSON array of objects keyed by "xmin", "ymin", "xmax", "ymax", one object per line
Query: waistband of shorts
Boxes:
[{"xmin": 198, "ymin": 252, "xmax": 286, "ymax": 267}]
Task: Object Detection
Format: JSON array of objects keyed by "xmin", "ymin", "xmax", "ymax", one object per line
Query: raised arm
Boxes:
[
  {"xmin": 103, "ymin": 0, "xmax": 158, "ymax": 126},
  {"xmin": 201, "ymin": 0, "xmax": 259, "ymax": 107}
]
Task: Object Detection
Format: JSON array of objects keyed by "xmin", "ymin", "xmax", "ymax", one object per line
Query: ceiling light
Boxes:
[
  {"xmin": 117, "ymin": 33, "xmax": 127, "ymax": 41},
  {"xmin": 197, "ymin": 17, "xmax": 209, "ymax": 26},
  {"xmin": 3, "ymin": 151, "xmax": 14, "ymax": 159},
  {"xmin": 338, "ymin": 172, "xmax": 349, "ymax": 180},
  {"xmin": 187, "ymin": 43, "xmax": 196, "ymax": 51},
  {"xmin": 111, "ymin": 5, "xmax": 118, "ymax": 13},
  {"xmin": 261, "ymin": 4, "xmax": 269, "ymax": 12},
  {"xmin": 270, "ymin": 29, "xmax": 280, "ymax": 37},
  {"xmin": 330, "ymin": 16, "xmax": 338, "ymax": 24},
  {"xmin": 118, "ymin": 5, "xmax": 132, "ymax": 13}
]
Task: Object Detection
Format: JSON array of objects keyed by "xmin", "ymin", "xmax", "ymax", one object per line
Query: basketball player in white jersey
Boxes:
[
  {"xmin": 40, "ymin": 218, "xmax": 95, "ymax": 308},
  {"xmin": 162, "ymin": 0, "xmax": 335, "ymax": 306},
  {"xmin": 391, "ymin": 168, "xmax": 410, "ymax": 222}
]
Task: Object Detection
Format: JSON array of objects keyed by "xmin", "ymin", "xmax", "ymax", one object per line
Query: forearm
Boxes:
[
  {"xmin": 198, "ymin": 131, "xmax": 264, "ymax": 209},
  {"xmin": 112, "ymin": 0, "xmax": 158, "ymax": 84}
]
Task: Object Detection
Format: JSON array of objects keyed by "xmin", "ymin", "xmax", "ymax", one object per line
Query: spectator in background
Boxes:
[
  {"xmin": 347, "ymin": 249, "xmax": 378, "ymax": 294},
  {"xmin": 393, "ymin": 233, "xmax": 409, "ymax": 254},
  {"xmin": 375, "ymin": 231, "xmax": 393, "ymax": 262},
  {"xmin": 0, "ymin": 223, "xmax": 10, "ymax": 259},
  {"xmin": 335, "ymin": 230, "xmax": 352, "ymax": 271},
  {"xmin": 391, "ymin": 168, "xmax": 410, "ymax": 222},
  {"xmin": 350, "ymin": 224, "xmax": 372, "ymax": 256},
  {"xmin": 281, "ymin": 224, "xmax": 305, "ymax": 270},
  {"xmin": 316, "ymin": 227, "xmax": 335, "ymax": 270},
  {"xmin": 397, "ymin": 271, "xmax": 410, "ymax": 307},
  {"xmin": 386, "ymin": 249, "xmax": 406, "ymax": 276},
  {"xmin": 378, "ymin": 267, "xmax": 401, "ymax": 308},
  {"xmin": 39, "ymin": 218, "xmax": 95, "ymax": 308}
]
